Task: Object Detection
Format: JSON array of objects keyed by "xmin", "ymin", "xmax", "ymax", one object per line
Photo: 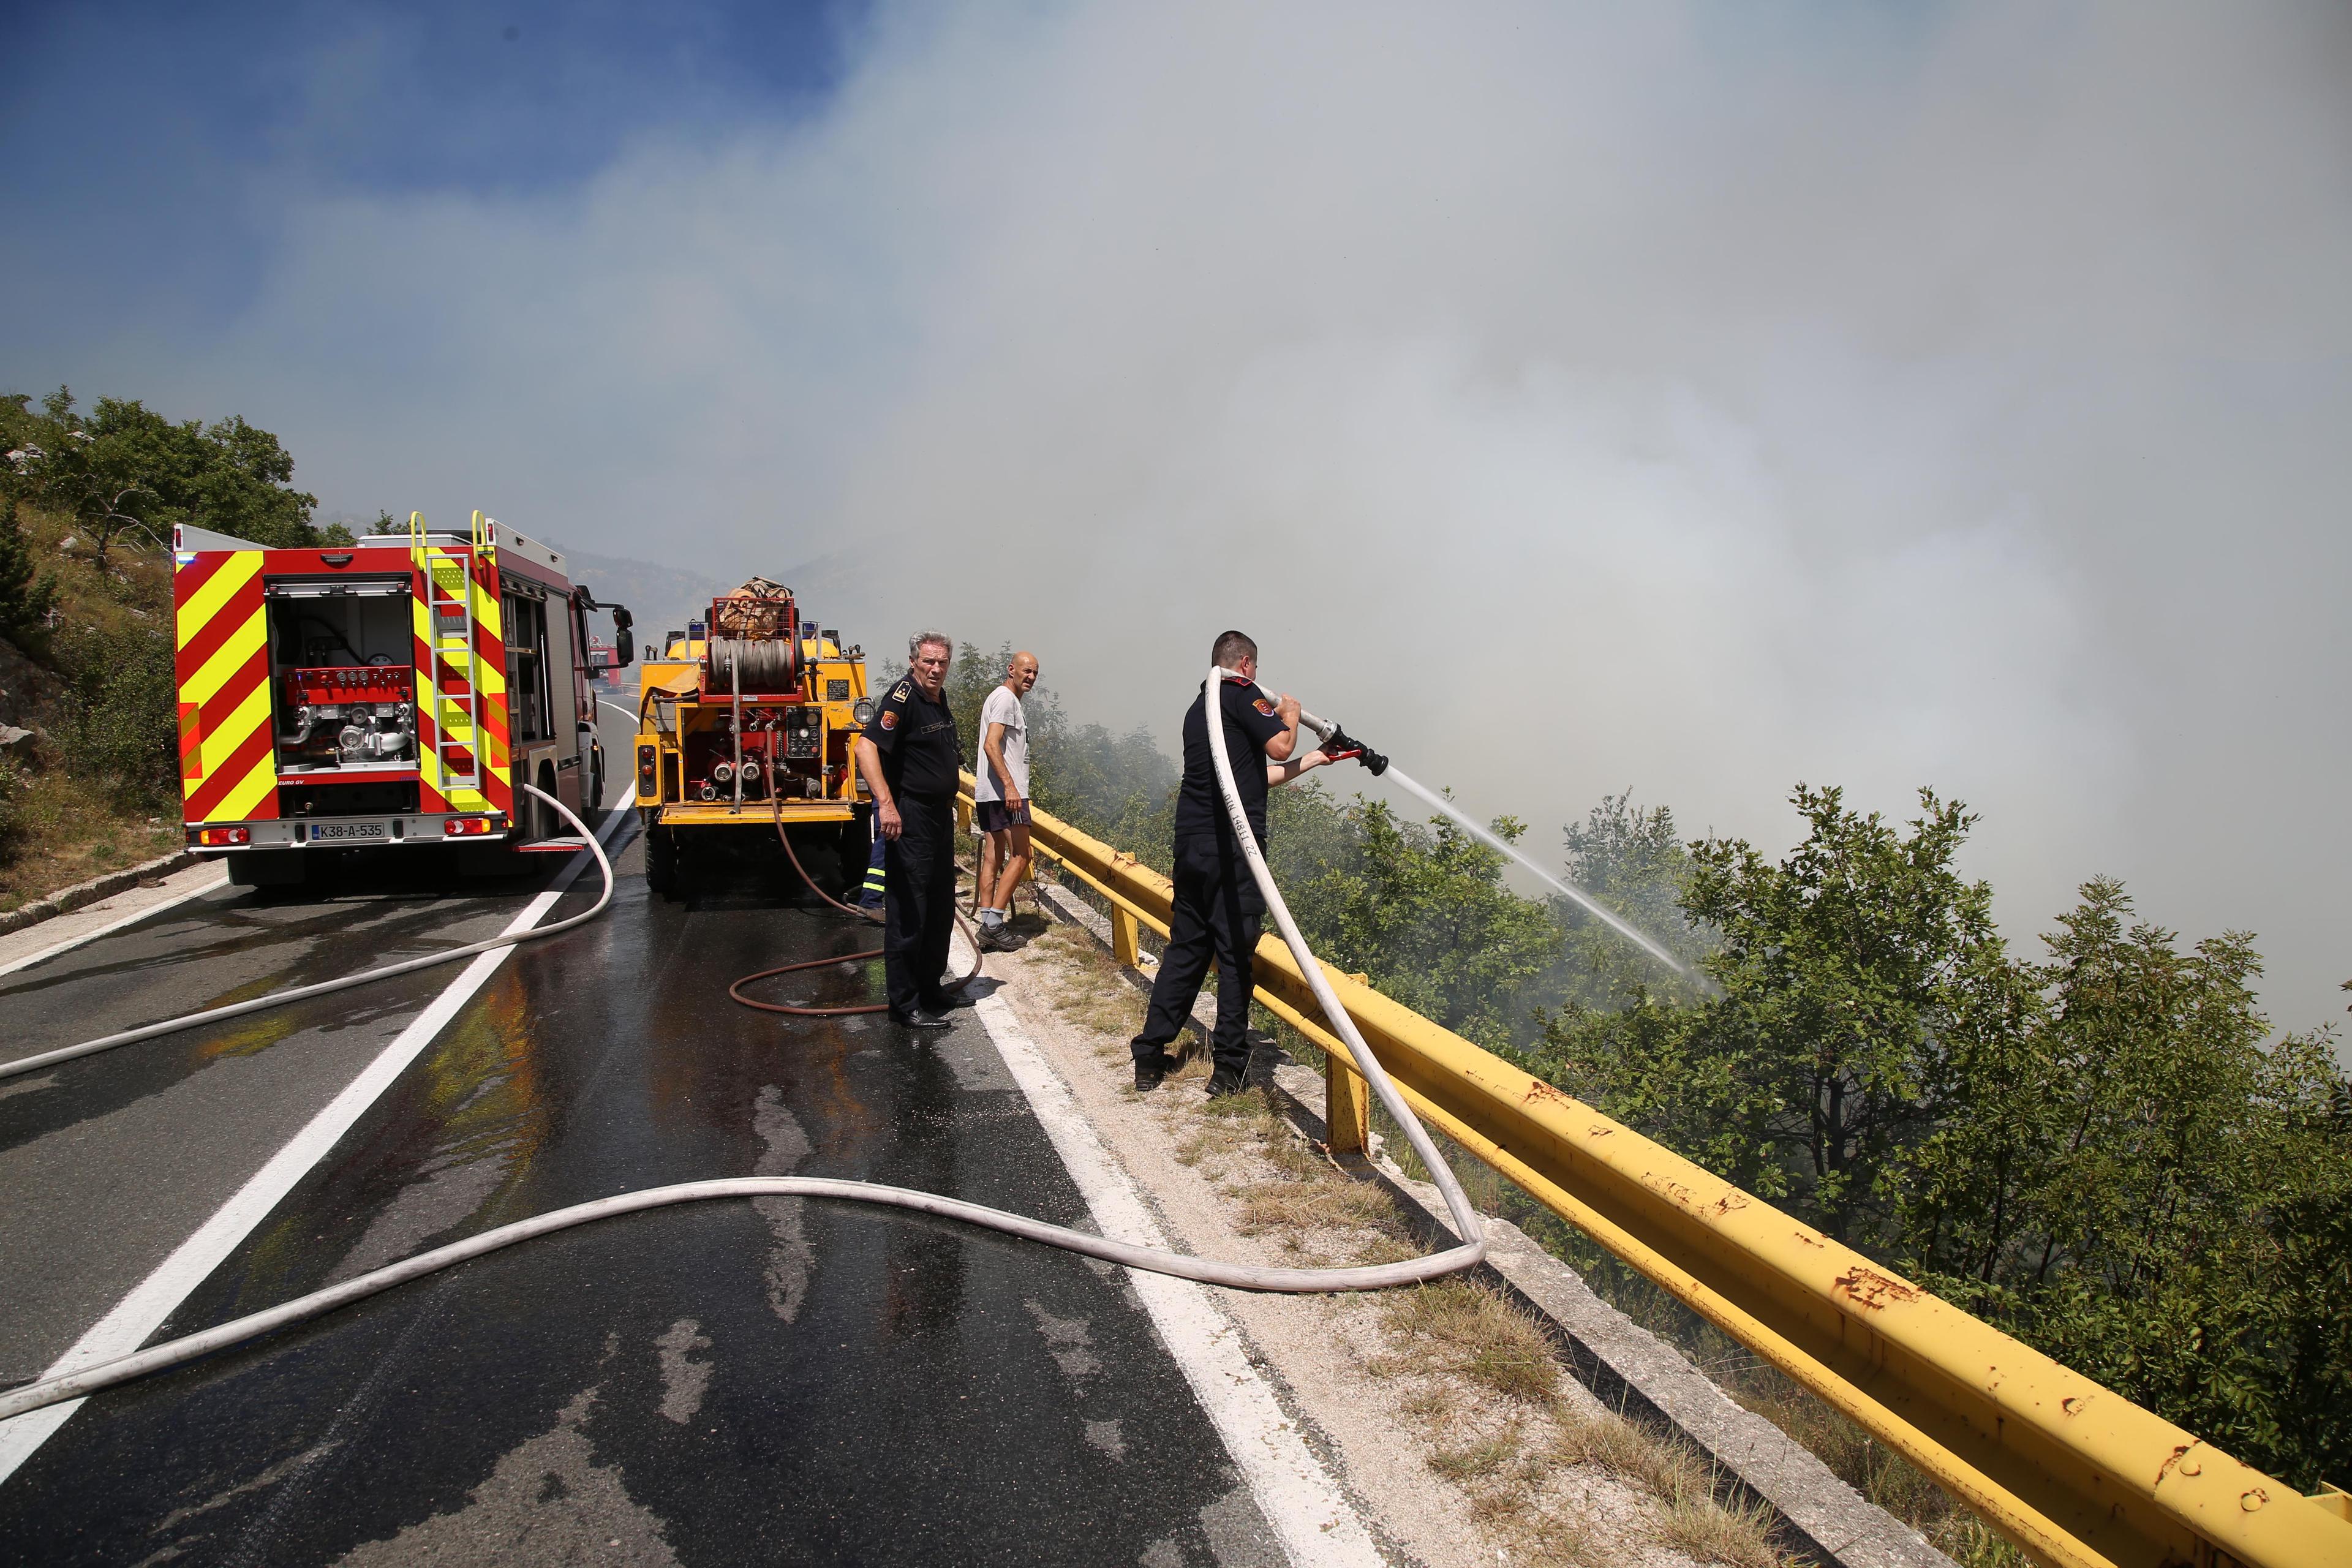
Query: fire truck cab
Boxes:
[{"xmin": 172, "ymin": 510, "xmax": 631, "ymax": 886}]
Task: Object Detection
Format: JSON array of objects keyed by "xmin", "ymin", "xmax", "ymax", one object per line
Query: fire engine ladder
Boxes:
[{"xmin": 409, "ymin": 510, "xmax": 488, "ymax": 807}]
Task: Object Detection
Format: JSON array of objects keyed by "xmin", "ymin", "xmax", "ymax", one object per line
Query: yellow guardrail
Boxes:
[{"xmin": 960, "ymin": 777, "xmax": 2352, "ymax": 1568}]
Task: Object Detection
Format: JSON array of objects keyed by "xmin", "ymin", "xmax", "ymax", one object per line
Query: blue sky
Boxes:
[{"xmin": 3, "ymin": 1, "xmax": 859, "ymax": 353}]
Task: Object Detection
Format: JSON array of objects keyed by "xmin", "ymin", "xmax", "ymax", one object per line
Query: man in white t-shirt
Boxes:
[{"xmin": 973, "ymin": 650, "xmax": 1038, "ymax": 948}]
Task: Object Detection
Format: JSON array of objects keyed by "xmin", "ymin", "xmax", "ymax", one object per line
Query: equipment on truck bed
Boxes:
[
  {"xmin": 172, "ymin": 510, "xmax": 632, "ymax": 886},
  {"xmin": 632, "ymin": 579, "xmax": 873, "ymax": 898}
]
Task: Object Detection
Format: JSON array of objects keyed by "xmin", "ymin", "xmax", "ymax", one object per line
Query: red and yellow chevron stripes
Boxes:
[
  {"xmin": 473, "ymin": 570, "xmax": 511, "ymax": 816},
  {"xmin": 173, "ymin": 550, "xmax": 279, "ymax": 823},
  {"xmin": 410, "ymin": 534, "xmax": 511, "ymax": 817}
]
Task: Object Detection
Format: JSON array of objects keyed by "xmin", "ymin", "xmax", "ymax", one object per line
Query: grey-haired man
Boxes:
[{"xmin": 853, "ymin": 631, "xmax": 967, "ymax": 1028}]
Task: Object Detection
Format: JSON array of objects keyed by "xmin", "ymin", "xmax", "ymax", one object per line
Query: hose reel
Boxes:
[{"xmin": 706, "ymin": 635, "xmax": 801, "ymax": 692}]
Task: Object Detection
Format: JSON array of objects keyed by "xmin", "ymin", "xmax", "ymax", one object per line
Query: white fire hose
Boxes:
[
  {"xmin": 0, "ymin": 669, "xmax": 1483, "ymax": 1424},
  {"xmin": 0, "ymin": 784, "xmax": 617, "ymax": 1084}
]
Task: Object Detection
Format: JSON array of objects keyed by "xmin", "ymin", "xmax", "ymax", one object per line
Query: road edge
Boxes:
[
  {"xmin": 963, "ymin": 958, "xmax": 1389, "ymax": 1568},
  {"xmin": 0, "ymin": 850, "xmax": 198, "ymax": 939}
]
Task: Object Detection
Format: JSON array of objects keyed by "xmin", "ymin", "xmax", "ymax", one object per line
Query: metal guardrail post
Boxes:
[
  {"xmin": 1109, "ymin": 905, "xmax": 1142, "ymax": 968},
  {"xmin": 1325, "ymin": 1059, "xmax": 1371, "ymax": 1155},
  {"xmin": 960, "ymin": 777, "xmax": 2352, "ymax": 1568}
]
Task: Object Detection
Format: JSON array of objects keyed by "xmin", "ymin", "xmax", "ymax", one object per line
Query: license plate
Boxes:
[{"xmin": 311, "ymin": 821, "xmax": 386, "ymax": 842}]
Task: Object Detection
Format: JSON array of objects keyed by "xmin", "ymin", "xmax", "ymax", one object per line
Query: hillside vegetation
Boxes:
[
  {"xmin": 0, "ymin": 387, "xmax": 350, "ymax": 910},
  {"xmin": 939, "ymin": 641, "xmax": 2351, "ymax": 1498}
]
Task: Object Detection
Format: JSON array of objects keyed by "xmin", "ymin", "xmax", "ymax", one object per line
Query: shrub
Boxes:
[
  {"xmin": 0, "ymin": 757, "xmax": 23, "ymax": 860},
  {"xmin": 55, "ymin": 622, "xmax": 176, "ymax": 802},
  {"xmin": 0, "ymin": 503, "xmax": 56, "ymax": 647}
]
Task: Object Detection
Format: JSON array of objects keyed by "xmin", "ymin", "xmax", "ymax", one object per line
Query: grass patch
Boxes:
[
  {"xmin": 0, "ymin": 755, "xmax": 181, "ymax": 910},
  {"xmin": 1380, "ymin": 1279, "xmax": 1561, "ymax": 1406},
  {"xmin": 1033, "ymin": 922, "xmax": 1150, "ymax": 1036},
  {"xmin": 1430, "ymin": 1430, "xmax": 1523, "ymax": 1482},
  {"xmin": 1234, "ymin": 1173, "xmax": 1398, "ymax": 1237},
  {"xmin": 1660, "ymin": 1486, "xmax": 1784, "ymax": 1568}
]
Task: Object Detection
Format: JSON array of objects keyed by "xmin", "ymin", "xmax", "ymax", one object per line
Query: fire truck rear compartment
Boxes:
[{"xmin": 265, "ymin": 579, "xmax": 419, "ymax": 775}]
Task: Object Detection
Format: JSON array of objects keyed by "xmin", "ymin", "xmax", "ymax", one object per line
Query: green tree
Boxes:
[
  {"xmin": 1281, "ymin": 795, "xmax": 1567, "ymax": 1052},
  {"xmin": 1533, "ymin": 785, "xmax": 2020, "ymax": 1241},
  {"xmin": 1900, "ymin": 880, "xmax": 2352, "ymax": 1488},
  {"xmin": 0, "ymin": 502, "xmax": 58, "ymax": 646},
  {"xmin": 1551, "ymin": 791, "xmax": 1715, "ymax": 1009},
  {"xmin": 2, "ymin": 387, "xmax": 344, "ymax": 563}
]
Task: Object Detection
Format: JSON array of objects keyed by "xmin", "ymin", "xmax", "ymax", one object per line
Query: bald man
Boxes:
[{"xmin": 973, "ymin": 650, "xmax": 1039, "ymax": 948}]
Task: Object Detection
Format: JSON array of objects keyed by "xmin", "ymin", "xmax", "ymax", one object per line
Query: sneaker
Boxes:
[
  {"xmin": 890, "ymin": 1008, "xmax": 954, "ymax": 1031},
  {"xmin": 1204, "ymin": 1066, "xmax": 1246, "ymax": 1099},
  {"xmin": 1133, "ymin": 1051, "xmax": 1179, "ymax": 1091},
  {"xmin": 976, "ymin": 924, "xmax": 1011, "ymax": 952}
]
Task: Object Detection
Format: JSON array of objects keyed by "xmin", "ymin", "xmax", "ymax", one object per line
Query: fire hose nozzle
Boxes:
[{"xmin": 1320, "ymin": 725, "xmax": 1389, "ymax": 777}]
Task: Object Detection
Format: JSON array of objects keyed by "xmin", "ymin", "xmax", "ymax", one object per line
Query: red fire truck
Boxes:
[{"xmin": 173, "ymin": 510, "xmax": 632, "ymax": 886}]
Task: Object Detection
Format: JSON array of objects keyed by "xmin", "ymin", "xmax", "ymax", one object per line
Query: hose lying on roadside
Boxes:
[
  {"xmin": 0, "ymin": 669, "xmax": 1483, "ymax": 1425},
  {"xmin": 0, "ymin": 784, "xmax": 616, "ymax": 1085},
  {"xmin": 727, "ymin": 794, "xmax": 982, "ymax": 1018}
]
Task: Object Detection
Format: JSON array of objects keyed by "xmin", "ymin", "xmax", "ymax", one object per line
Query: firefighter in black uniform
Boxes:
[
  {"xmin": 1130, "ymin": 629, "xmax": 1376, "ymax": 1096},
  {"xmin": 852, "ymin": 631, "xmax": 970, "ymax": 1029}
]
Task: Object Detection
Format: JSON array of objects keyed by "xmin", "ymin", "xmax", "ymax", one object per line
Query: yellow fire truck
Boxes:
[
  {"xmin": 632, "ymin": 580, "xmax": 874, "ymax": 899},
  {"xmin": 173, "ymin": 510, "xmax": 632, "ymax": 886}
]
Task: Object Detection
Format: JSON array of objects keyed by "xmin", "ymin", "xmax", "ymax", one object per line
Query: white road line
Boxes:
[
  {"xmin": 965, "ymin": 968, "xmax": 1384, "ymax": 1568},
  {"xmin": 0, "ymin": 865, "xmax": 230, "ymax": 981},
  {"xmin": 0, "ymin": 794, "xmax": 637, "ymax": 1487}
]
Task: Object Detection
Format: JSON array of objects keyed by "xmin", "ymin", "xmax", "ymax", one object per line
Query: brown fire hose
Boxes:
[{"xmin": 729, "ymin": 794, "xmax": 982, "ymax": 1018}]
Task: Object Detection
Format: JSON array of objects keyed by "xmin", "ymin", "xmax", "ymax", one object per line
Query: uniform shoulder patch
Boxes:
[
  {"xmin": 880, "ymin": 710, "xmax": 899, "ymax": 731},
  {"xmin": 891, "ymin": 681, "xmax": 911, "ymax": 699},
  {"xmin": 1252, "ymin": 697, "xmax": 1276, "ymax": 716}
]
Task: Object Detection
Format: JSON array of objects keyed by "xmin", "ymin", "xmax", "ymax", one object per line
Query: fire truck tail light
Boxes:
[
  {"xmin": 443, "ymin": 817, "xmax": 489, "ymax": 837},
  {"xmin": 192, "ymin": 826, "xmax": 252, "ymax": 847}
]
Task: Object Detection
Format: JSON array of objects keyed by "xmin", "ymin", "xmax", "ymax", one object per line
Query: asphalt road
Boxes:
[{"xmin": 0, "ymin": 704, "xmax": 1279, "ymax": 1566}]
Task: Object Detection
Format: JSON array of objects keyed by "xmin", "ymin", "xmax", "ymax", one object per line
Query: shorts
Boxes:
[{"xmin": 976, "ymin": 799, "xmax": 1032, "ymax": 834}]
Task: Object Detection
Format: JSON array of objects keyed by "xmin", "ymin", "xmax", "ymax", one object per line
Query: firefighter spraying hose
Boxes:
[
  {"xmin": 0, "ymin": 664, "xmax": 1485, "ymax": 1425},
  {"xmin": 0, "ymin": 783, "xmax": 617, "ymax": 1085}
]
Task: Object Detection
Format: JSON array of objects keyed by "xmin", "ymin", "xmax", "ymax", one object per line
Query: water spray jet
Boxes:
[{"xmin": 1291, "ymin": 706, "xmax": 1695, "ymax": 981}]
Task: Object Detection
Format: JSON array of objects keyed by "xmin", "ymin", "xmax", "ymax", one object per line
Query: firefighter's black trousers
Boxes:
[
  {"xmin": 883, "ymin": 792, "xmax": 957, "ymax": 1015},
  {"xmin": 1135, "ymin": 837, "xmax": 1264, "ymax": 1076}
]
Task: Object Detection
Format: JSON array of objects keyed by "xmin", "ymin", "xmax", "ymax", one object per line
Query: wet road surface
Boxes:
[{"xmin": 0, "ymin": 714, "xmax": 1278, "ymax": 1565}]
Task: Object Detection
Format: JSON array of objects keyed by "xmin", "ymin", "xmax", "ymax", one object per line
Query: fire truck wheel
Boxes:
[
  {"xmin": 646, "ymin": 826, "xmax": 682, "ymax": 900},
  {"xmin": 227, "ymin": 850, "xmax": 307, "ymax": 889}
]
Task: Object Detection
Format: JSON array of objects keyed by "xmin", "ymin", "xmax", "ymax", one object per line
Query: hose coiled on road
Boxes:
[
  {"xmin": 0, "ymin": 669, "xmax": 1484, "ymax": 1425},
  {"xmin": 725, "ymin": 793, "xmax": 982, "ymax": 1016},
  {"xmin": 0, "ymin": 784, "xmax": 617, "ymax": 1084}
]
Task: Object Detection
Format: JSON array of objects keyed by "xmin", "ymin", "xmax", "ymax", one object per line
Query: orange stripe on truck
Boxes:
[
  {"xmin": 179, "ymin": 703, "xmax": 203, "ymax": 782},
  {"xmin": 186, "ymin": 723, "xmax": 275, "ymax": 822}
]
